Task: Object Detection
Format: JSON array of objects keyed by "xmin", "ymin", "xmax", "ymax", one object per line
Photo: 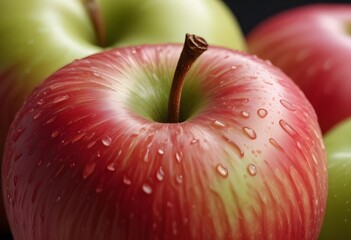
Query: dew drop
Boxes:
[
  {"xmin": 212, "ymin": 120, "xmax": 226, "ymax": 128},
  {"xmin": 142, "ymin": 183, "xmax": 153, "ymax": 194},
  {"xmin": 240, "ymin": 111, "xmax": 250, "ymax": 118},
  {"xmin": 216, "ymin": 164, "xmax": 228, "ymax": 178},
  {"xmin": 247, "ymin": 164, "xmax": 257, "ymax": 176},
  {"xmin": 156, "ymin": 167, "xmax": 165, "ymax": 181},
  {"xmin": 123, "ymin": 175, "xmax": 132, "ymax": 185},
  {"xmin": 87, "ymin": 141, "xmax": 97, "ymax": 149},
  {"xmin": 107, "ymin": 162, "xmax": 115, "ymax": 171},
  {"xmin": 243, "ymin": 127, "xmax": 257, "ymax": 139},
  {"xmin": 279, "ymin": 119, "xmax": 297, "ymax": 136},
  {"xmin": 280, "ymin": 99, "xmax": 296, "ymax": 111},
  {"xmin": 157, "ymin": 148, "xmax": 165, "ymax": 155},
  {"xmin": 51, "ymin": 129, "xmax": 60, "ymax": 138},
  {"xmin": 83, "ymin": 162, "xmax": 96, "ymax": 179},
  {"xmin": 269, "ymin": 138, "xmax": 284, "ymax": 152},
  {"xmin": 175, "ymin": 152, "xmax": 183, "ymax": 163},
  {"xmin": 33, "ymin": 111, "xmax": 41, "ymax": 120},
  {"xmin": 222, "ymin": 135, "xmax": 244, "ymax": 158},
  {"xmin": 176, "ymin": 175, "xmax": 183, "ymax": 184},
  {"xmin": 191, "ymin": 138, "xmax": 199, "ymax": 145},
  {"xmin": 101, "ymin": 136, "xmax": 112, "ymax": 147},
  {"xmin": 257, "ymin": 108, "xmax": 268, "ymax": 118},
  {"xmin": 53, "ymin": 95, "xmax": 69, "ymax": 104}
]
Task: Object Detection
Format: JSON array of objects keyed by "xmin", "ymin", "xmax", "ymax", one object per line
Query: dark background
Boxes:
[
  {"xmin": 1, "ymin": 1, "xmax": 351, "ymax": 240},
  {"xmin": 223, "ymin": 0, "xmax": 351, "ymax": 35}
]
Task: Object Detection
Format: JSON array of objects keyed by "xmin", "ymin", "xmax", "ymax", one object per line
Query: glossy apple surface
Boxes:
[
  {"xmin": 247, "ymin": 4, "xmax": 351, "ymax": 134},
  {"xmin": 0, "ymin": 0, "xmax": 246, "ymax": 232},
  {"xmin": 319, "ymin": 118, "xmax": 351, "ymax": 239},
  {"xmin": 2, "ymin": 41, "xmax": 327, "ymax": 239}
]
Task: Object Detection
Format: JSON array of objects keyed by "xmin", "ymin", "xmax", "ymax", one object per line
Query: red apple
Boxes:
[
  {"xmin": 2, "ymin": 35, "xmax": 327, "ymax": 239},
  {"xmin": 247, "ymin": 4, "xmax": 351, "ymax": 134}
]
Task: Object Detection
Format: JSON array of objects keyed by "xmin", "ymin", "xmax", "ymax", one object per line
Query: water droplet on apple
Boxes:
[
  {"xmin": 107, "ymin": 162, "xmax": 115, "ymax": 171},
  {"xmin": 257, "ymin": 108, "xmax": 268, "ymax": 118},
  {"xmin": 87, "ymin": 141, "xmax": 97, "ymax": 149},
  {"xmin": 123, "ymin": 175, "xmax": 132, "ymax": 185},
  {"xmin": 46, "ymin": 117, "xmax": 56, "ymax": 124},
  {"xmin": 175, "ymin": 152, "xmax": 183, "ymax": 163},
  {"xmin": 247, "ymin": 164, "xmax": 257, "ymax": 176},
  {"xmin": 33, "ymin": 111, "xmax": 42, "ymax": 120},
  {"xmin": 222, "ymin": 135, "xmax": 244, "ymax": 158},
  {"xmin": 176, "ymin": 175, "xmax": 183, "ymax": 184},
  {"xmin": 243, "ymin": 127, "xmax": 257, "ymax": 139},
  {"xmin": 156, "ymin": 167, "xmax": 165, "ymax": 181},
  {"xmin": 142, "ymin": 183, "xmax": 152, "ymax": 194},
  {"xmin": 83, "ymin": 162, "xmax": 96, "ymax": 179},
  {"xmin": 240, "ymin": 111, "xmax": 250, "ymax": 118},
  {"xmin": 51, "ymin": 129, "xmax": 60, "ymax": 138},
  {"xmin": 269, "ymin": 138, "xmax": 284, "ymax": 152},
  {"xmin": 53, "ymin": 95, "xmax": 69, "ymax": 104},
  {"xmin": 231, "ymin": 65, "xmax": 238, "ymax": 70},
  {"xmin": 212, "ymin": 120, "xmax": 226, "ymax": 128},
  {"xmin": 280, "ymin": 100, "xmax": 296, "ymax": 111},
  {"xmin": 216, "ymin": 164, "xmax": 228, "ymax": 178},
  {"xmin": 191, "ymin": 138, "xmax": 199, "ymax": 145},
  {"xmin": 279, "ymin": 119, "xmax": 297, "ymax": 136},
  {"xmin": 101, "ymin": 136, "xmax": 112, "ymax": 147},
  {"xmin": 157, "ymin": 148, "xmax": 165, "ymax": 155},
  {"xmin": 312, "ymin": 153, "xmax": 318, "ymax": 165}
]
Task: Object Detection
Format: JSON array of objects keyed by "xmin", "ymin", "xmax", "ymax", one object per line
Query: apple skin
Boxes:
[
  {"xmin": 246, "ymin": 4, "xmax": 351, "ymax": 134},
  {"xmin": 319, "ymin": 118, "xmax": 351, "ymax": 239},
  {"xmin": 0, "ymin": 0, "xmax": 246, "ymax": 233},
  {"xmin": 2, "ymin": 43, "xmax": 327, "ymax": 239}
]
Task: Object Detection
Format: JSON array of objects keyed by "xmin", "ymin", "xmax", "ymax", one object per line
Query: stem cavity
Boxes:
[{"xmin": 167, "ymin": 34, "xmax": 208, "ymax": 123}]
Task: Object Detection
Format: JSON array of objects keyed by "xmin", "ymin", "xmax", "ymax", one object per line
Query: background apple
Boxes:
[
  {"xmin": 319, "ymin": 118, "xmax": 351, "ymax": 239},
  {"xmin": 2, "ymin": 35, "xmax": 327, "ymax": 239},
  {"xmin": 246, "ymin": 4, "xmax": 351, "ymax": 134},
  {"xmin": 0, "ymin": 0, "xmax": 246, "ymax": 234}
]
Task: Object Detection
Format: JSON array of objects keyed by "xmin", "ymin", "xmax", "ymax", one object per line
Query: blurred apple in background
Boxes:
[
  {"xmin": 246, "ymin": 4, "xmax": 351, "ymax": 134},
  {"xmin": 2, "ymin": 34, "xmax": 327, "ymax": 239},
  {"xmin": 0, "ymin": 0, "xmax": 246, "ymax": 234},
  {"xmin": 319, "ymin": 118, "xmax": 351, "ymax": 239}
]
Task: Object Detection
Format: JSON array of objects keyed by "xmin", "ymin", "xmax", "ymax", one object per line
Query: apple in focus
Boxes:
[
  {"xmin": 319, "ymin": 118, "xmax": 351, "ymax": 239},
  {"xmin": 247, "ymin": 4, "xmax": 351, "ymax": 134},
  {"xmin": 2, "ymin": 35, "xmax": 327, "ymax": 239},
  {"xmin": 0, "ymin": 0, "xmax": 246, "ymax": 232}
]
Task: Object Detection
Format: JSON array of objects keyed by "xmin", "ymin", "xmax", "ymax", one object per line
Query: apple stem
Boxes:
[
  {"xmin": 167, "ymin": 34, "xmax": 208, "ymax": 123},
  {"xmin": 84, "ymin": 0, "xmax": 106, "ymax": 47}
]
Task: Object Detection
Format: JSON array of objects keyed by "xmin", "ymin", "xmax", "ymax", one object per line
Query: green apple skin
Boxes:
[
  {"xmin": 0, "ymin": 0, "xmax": 246, "ymax": 233},
  {"xmin": 319, "ymin": 118, "xmax": 351, "ymax": 239}
]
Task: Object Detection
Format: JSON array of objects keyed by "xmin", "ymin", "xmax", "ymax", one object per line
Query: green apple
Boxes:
[
  {"xmin": 319, "ymin": 118, "xmax": 351, "ymax": 239},
  {"xmin": 0, "ymin": 0, "xmax": 246, "ymax": 233}
]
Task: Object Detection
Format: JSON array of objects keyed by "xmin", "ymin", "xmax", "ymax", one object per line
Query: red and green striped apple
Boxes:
[{"xmin": 3, "ymin": 35, "xmax": 327, "ymax": 239}]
